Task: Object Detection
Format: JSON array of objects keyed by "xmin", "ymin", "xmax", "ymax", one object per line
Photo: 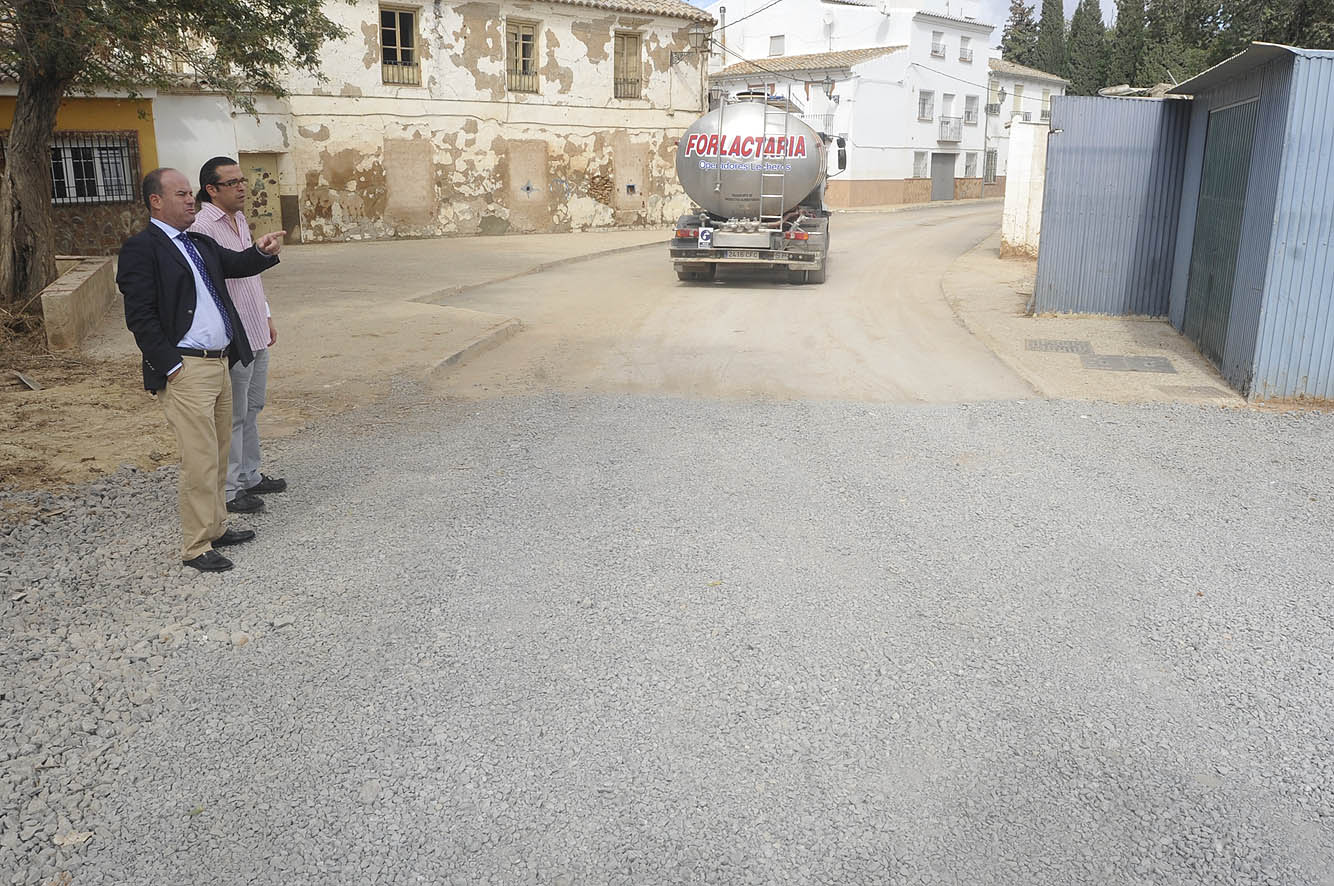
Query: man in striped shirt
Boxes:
[{"xmin": 189, "ymin": 156, "xmax": 288, "ymax": 514}]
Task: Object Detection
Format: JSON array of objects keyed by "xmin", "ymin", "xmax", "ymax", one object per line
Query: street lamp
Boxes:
[{"xmin": 671, "ymin": 22, "xmax": 712, "ymax": 65}]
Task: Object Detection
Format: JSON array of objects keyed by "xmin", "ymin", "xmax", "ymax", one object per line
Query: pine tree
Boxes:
[
  {"xmin": 1106, "ymin": 0, "xmax": 1145, "ymax": 86},
  {"xmin": 1002, "ymin": 0, "xmax": 1042, "ymax": 67},
  {"xmin": 1035, "ymin": 0, "xmax": 1069, "ymax": 76},
  {"xmin": 1067, "ymin": 0, "xmax": 1109, "ymax": 94}
]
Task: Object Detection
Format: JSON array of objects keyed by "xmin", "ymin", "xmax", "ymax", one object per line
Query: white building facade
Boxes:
[
  {"xmin": 985, "ymin": 57, "xmax": 1069, "ymax": 189},
  {"xmin": 706, "ymin": 0, "xmax": 998, "ymax": 207},
  {"xmin": 152, "ymin": 0, "xmax": 714, "ymax": 242}
]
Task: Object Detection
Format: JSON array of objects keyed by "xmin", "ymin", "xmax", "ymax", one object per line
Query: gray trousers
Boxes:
[{"xmin": 226, "ymin": 347, "xmax": 269, "ymax": 499}]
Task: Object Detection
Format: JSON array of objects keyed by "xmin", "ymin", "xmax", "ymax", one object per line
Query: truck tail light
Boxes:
[
  {"xmin": 675, "ymin": 228, "xmax": 700, "ymax": 239},
  {"xmin": 783, "ymin": 230, "xmax": 810, "ymax": 241}
]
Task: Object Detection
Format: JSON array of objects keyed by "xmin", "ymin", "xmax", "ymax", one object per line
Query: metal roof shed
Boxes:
[{"xmin": 1168, "ymin": 44, "xmax": 1334, "ymax": 400}]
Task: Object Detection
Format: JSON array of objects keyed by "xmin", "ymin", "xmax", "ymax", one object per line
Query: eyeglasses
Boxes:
[{"xmin": 210, "ymin": 177, "xmax": 248, "ymax": 189}]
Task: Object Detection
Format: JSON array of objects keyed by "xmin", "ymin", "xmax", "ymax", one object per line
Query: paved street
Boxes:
[
  {"xmin": 3, "ymin": 207, "xmax": 1334, "ymax": 885},
  {"xmin": 429, "ymin": 206, "xmax": 1033, "ymax": 402}
]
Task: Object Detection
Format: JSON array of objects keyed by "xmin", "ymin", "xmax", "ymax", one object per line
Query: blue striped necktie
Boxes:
[{"xmin": 177, "ymin": 233, "xmax": 233, "ymax": 340}]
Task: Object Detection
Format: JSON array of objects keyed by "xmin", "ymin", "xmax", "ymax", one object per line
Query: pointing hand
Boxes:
[{"xmin": 256, "ymin": 231, "xmax": 287, "ymax": 255}]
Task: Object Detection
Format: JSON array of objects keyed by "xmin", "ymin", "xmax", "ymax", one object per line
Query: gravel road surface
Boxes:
[{"xmin": 4, "ymin": 388, "xmax": 1333, "ymax": 885}]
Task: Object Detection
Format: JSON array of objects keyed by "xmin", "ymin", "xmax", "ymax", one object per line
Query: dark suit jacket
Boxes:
[{"xmin": 119, "ymin": 223, "xmax": 280, "ymax": 391}]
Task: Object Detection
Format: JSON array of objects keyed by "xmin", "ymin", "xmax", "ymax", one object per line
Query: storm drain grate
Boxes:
[
  {"xmin": 1081, "ymin": 354, "xmax": 1177, "ymax": 373},
  {"xmin": 1157, "ymin": 384, "xmax": 1232, "ymax": 397},
  {"xmin": 1025, "ymin": 338, "xmax": 1094, "ymax": 354}
]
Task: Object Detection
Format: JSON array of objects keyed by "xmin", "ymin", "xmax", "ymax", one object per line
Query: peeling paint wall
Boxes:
[{"xmin": 266, "ymin": 0, "xmax": 709, "ymax": 241}]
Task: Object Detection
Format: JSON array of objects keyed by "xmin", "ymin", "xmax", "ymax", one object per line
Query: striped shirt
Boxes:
[{"xmin": 188, "ymin": 202, "xmax": 270, "ymax": 352}]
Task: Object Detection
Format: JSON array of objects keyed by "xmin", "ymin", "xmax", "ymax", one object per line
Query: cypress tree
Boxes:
[
  {"xmin": 1002, "ymin": 0, "xmax": 1041, "ymax": 67},
  {"xmin": 1106, "ymin": 0, "xmax": 1145, "ymax": 86},
  {"xmin": 1067, "ymin": 0, "xmax": 1108, "ymax": 94},
  {"xmin": 1035, "ymin": 0, "xmax": 1068, "ymax": 76}
]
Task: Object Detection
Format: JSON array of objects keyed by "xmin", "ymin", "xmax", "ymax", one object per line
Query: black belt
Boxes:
[{"xmin": 178, "ymin": 347, "xmax": 230, "ymax": 358}]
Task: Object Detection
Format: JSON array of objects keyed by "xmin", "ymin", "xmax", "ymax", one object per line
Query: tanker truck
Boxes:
[{"xmin": 669, "ymin": 96, "xmax": 845, "ymax": 284}]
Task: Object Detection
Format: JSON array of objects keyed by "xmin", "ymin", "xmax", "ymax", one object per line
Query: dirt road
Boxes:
[
  {"xmin": 1, "ymin": 205, "xmax": 1022, "ymax": 491},
  {"xmin": 430, "ymin": 203, "xmax": 1033, "ymax": 402}
]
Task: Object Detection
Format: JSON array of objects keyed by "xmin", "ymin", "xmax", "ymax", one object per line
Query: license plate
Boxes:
[{"xmin": 726, "ymin": 249, "xmax": 761, "ymax": 259}]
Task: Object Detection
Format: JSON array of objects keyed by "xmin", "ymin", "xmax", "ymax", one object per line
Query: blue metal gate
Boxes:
[
  {"xmin": 1182, "ymin": 100, "xmax": 1261, "ymax": 368},
  {"xmin": 1033, "ymin": 97, "xmax": 1191, "ymax": 315}
]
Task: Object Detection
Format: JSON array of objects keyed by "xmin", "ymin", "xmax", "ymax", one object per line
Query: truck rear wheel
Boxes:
[{"xmin": 807, "ymin": 263, "xmax": 827, "ymax": 284}]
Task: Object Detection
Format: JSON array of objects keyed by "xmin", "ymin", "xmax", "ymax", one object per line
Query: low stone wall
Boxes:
[
  {"xmin": 826, "ymin": 178, "xmax": 931, "ymax": 208},
  {"xmin": 40, "ymin": 257, "xmax": 117, "ymax": 352},
  {"xmin": 827, "ymin": 177, "xmax": 1003, "ymax": 207}
]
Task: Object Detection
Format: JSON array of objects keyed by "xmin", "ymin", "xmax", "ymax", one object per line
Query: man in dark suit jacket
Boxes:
[{"xmin": 119, "ymin": 167, "xmax": 286, "ymax": 572}]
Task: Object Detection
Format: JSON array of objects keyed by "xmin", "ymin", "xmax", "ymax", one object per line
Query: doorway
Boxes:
[
  {"xmin": 930, "ymin": 153, "xmax": 956, "ymax": 201},
  {"xmin": 1182, "ymin": 100, "xmax": 1259, "ymax": 368}
]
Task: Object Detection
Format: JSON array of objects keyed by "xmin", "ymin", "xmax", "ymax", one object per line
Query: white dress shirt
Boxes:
[{"xmin": 151, "ymin": 218, "xmax": 231, "ymax": 354}]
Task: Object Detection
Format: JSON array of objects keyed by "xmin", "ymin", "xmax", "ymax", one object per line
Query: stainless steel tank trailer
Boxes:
[{"xmin": 670, "ymin": 96, "xmax": 847, "ymax": 284}]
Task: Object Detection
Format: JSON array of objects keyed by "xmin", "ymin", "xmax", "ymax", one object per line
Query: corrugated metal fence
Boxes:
[
  {"xmin": 1034, "ymin": 97, "xmax": 1191, "ymax": 316},
  {"xmin": 1252, "ymin": 54, "xmax": 1334, "ymax": 400}
]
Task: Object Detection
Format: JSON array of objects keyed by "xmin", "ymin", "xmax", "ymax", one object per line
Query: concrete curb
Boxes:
[
  {"xmin": 414, "ymin": 236, "xmax": 668, "ymax": 306},
  {"xmin": 427, "ymin": 316, "xmax": 524, "ymax": 378},
  {"xmin": 938, "ymin": 230, "xmax": 1047, "ymax": 399}
]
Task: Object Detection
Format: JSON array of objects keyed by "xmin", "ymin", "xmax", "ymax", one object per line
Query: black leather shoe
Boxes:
[
  {"xmin": 213, "ymin": 528, "xmax": 256, "ymax": 547},
  {"xmin": 183, "ymin": 550, "xmax": 233, "ymax": 572},
  {"xmin": 226, "ymin": 492, "xmax": 265, "ymax": 514},
  {"xmin": 245, "ymin": 474, "xmax": 287, "ymax": 495}
]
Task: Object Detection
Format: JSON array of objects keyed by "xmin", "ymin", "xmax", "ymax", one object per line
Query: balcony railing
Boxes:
[
  {"xmin": 958, "ymin": 48, "xmax": 974, "ymax": 62},
  {"xmin": 931, "ymin": 43, "xmax": 946, "ymax": 58},
  {"xmin": 803, "ymin": 112, "xmax": 835, "ymax": 132},
  {"xmin": 985, "ymin": 102, "xmax": 1000, "ymax": 116},
  {"xmin": 938, "ymin": 115, "xmax": 962, "ymax": 142},
  {"xmin": 1040, "ymin": 108, "xmax": 1051, "ymax": 121},
  {"xmin": 508, "ymin": 70, "xmax": 539, "ymax": 93},
  {"xmin": 382, "ymin": 60, "xmax": 421, "ymax": 86},
  {"xmin": 614, "ymin": 78, "xmax": 642, "ymax": 99},
  {"xmin": 964, "ymin": 108, "xmax": 978, "ymax": 125}
]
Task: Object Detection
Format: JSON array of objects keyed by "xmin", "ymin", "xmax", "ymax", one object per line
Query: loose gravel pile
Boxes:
[{"xmin": 3, "ymin": 389, "xmax": 1333, "ymax": 885}]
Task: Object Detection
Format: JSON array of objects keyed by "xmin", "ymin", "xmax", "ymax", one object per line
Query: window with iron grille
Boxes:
[
  {"xmin": 913, "ymin": 151, "xmax": 928, "ymax": 178},
  {"xmin": 984, "ymin": 149, "xmax": 997, "ymax": 184},
  {"xmin": 917, "ymin": 90, "xmax": 935, "ymax": 121},
  {"xmin": 964, "ymin": 152, "xmax": 977, "ymax": 178},
  {"xmin": 931, "ymin": 31, "xmax": 945, "ymax": 58},
  {"xmin": 36, "ymin": 133, "xmax": 141, "ymax": 204},
  {"xmin": 959, "ymin": 36, "xmax": 973, "ymax": 62},
  {"xmin": 615, "ymin": 32, "xmax": 642, "ymax": 99},
  {"xmin": 964, "ymin": 95, "xmax": 979, "ymax": 124},
  {"xmin": 507, "ymin": 20, "xmax": 539, "ymax": 93},
  {"xmin": 380, "ymin": 7, "xmax": 421, "ymax": 85}
]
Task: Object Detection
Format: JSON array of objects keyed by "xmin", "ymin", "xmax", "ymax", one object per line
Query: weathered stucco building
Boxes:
[
  {"xmin": 4, "ymin": 0, "xmax": 715, "ymax": 253},
  {"xmin": 156, "ymin": 0, "xmax": 717, "ymax": 243}
]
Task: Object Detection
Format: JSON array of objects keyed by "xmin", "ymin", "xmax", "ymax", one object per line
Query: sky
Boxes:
[{"xmin": 685, "ymin": 0, "xmax": 1112, "ymax": 45}]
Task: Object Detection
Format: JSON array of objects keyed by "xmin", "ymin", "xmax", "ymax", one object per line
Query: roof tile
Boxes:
[
  {"xmin": 713, "ymin": 45, "xmax": 906, "ymax": 77},
  {"xmin": 549, "ymin": 0, "xmax": 715, "ymax": 23},
  {"xmin": 987, "ymin": 57, "xmax": 1070, "ymax": 84}
]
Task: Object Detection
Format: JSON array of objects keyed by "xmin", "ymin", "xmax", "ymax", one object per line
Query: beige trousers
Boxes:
[{"xmin": 160, "ymin": 356, "xmax": 232, "ymax": 560}]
